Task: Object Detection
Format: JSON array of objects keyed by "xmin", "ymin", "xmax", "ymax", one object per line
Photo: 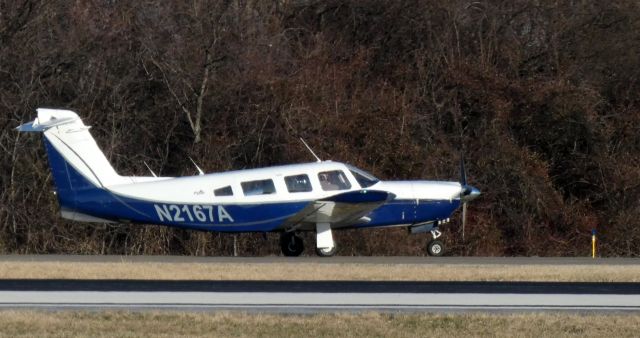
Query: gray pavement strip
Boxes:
[{"xmin": 1, "ymin": 292, "xmax": 640, "ymax": 313}]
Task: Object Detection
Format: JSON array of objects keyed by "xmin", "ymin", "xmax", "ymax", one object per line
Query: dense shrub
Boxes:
[{"xmin": 1, "ymin": 0, "xmax": 638, "ymax": 256}]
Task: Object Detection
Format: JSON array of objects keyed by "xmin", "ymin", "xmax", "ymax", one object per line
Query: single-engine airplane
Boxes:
[{"xmin": 18, "ymin": 108, "xmax": 480, "ymax": 256}]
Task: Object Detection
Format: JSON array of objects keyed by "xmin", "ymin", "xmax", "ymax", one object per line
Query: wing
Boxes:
[{"xmin": 282, "ymin": 190, "xmax": 395, "ymax": 230}]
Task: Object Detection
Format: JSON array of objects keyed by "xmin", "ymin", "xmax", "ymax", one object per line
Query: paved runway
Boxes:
[
  {"xmin": 2, "ymin": 255, "xmax": 639, "ymax": 265},
  {"xmin": 2, "ymin": 256, "xmax": 639, "ymax": 312},
  {"xmin": 1, "ymin": 280, "xmax": 639, "ymax": 313}
]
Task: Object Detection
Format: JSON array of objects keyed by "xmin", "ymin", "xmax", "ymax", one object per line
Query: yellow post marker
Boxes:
[{"xmin": 591, "ymin": 229, "xmax": 597, "ymax": 259}]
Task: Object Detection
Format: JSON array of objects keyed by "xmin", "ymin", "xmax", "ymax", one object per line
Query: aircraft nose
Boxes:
[{"xmin": 461, "ymin": 186, "xmax": 481, "ymax": 202}]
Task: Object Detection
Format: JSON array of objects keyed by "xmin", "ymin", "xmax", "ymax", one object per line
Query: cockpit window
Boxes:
[
  {"xmin": 318, "ymin": 170, "xmax": 352, "ymax": 191},
  {"xmin": 347, "ymin": 165, "xmax": 379, "ymax": 188},
  {"xmin": 241, "ymin": 179, "xmax": 276, "ymax": 196},
  {"xmin": 285, "ymin": 174, "xmax": 312, "ymax": 193},
  {"xmin": 214, "ymin": 186, "xmax": 233, "ymax": 196}
]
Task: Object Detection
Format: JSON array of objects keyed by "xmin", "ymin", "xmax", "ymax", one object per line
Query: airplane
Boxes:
[{"xmin": 17, "ymin": 108, "xmax": 481, "ymax": 257}]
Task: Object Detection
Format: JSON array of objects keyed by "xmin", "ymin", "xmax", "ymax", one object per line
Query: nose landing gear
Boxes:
[
  {"xmin": 316, "ymin": 244, "xmax": 338, "ymax": 257},
  {"xmin": 427, "ymin": 229, "xmax": 444, "ymax": 256}
]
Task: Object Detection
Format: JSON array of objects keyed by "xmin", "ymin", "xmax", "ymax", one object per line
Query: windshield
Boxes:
[{"xmin": 347, "ymin": 165, "xmax": 380, "ymax": 188}]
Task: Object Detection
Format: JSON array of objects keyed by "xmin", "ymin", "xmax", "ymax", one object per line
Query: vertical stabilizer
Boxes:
[{"xmin": 18, "ymin": 108, "xmax": 126, "ymax": 190}]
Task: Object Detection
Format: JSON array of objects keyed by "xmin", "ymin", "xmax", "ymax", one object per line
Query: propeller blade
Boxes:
[
  {"xmin": 462, "ymin": 202, "xmax": 467, "ymax": 241},
  {"xmin": 460, "ymin": 155, "xmax": 467, "ymax": 187}
]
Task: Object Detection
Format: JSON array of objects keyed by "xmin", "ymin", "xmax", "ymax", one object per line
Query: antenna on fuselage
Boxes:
[
  {"xmin": 189, "ymin": 157, "xmax": 205, "ymax": 176},
  {"xmin": 299, "ymin": 138, "xmax": 321, "ymax": 162},
  {"xmin": 143, "ymin": 161, "xmax": 157, "ymax": 177}
]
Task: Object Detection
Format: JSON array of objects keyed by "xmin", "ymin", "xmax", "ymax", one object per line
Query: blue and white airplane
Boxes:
[{"xmin": 18, "ymin": 108, "xmax": 480, "ymax": 256}]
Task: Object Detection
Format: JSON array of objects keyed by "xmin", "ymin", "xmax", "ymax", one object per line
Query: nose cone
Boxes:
[{"xmin": 462, "ymin": 185, "xmax": 481, "ymax": 202}]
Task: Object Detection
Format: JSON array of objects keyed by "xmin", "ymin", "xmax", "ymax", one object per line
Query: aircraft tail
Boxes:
[{"xmin": 17, "ymin": 108, "xmax": 127, "ymax": 211}]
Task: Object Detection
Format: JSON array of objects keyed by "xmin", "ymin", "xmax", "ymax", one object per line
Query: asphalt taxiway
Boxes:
[
  {"xmin": 1, "ymin": 280, "xmax": 639, "ymax": 313},
  {"xmin": 1, "ymin": 255, "xmax": 638, "ymax": 265}
]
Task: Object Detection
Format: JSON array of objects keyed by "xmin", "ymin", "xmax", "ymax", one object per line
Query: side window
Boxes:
[
  {"xmin": 241, "ymin": 179, "xmax": 276, "ymax": 196},
  {"xmin": 318, "ymin": 170, "xmax": 352, "ymax": 191},
  {"xmin": 285, "ymin": 174, "xmax": 312, "ymax": 193},
  {"xmin": 214, "ymin": 186, "xmax": 233, "ymax": 196}
]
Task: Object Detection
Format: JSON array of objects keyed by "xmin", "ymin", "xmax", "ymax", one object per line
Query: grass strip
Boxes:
[
  {"xmin": 0, "ymin": 311, "xmax": 638, "ymax": 337},
  {"xmin": 0, "ymin": 262, "xmax": 639, "ymax": 281}
]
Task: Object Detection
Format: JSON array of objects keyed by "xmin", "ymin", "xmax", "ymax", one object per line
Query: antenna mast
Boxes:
[
  {"xmin": 143, "ymin": 161, "xmax": 157, "ymax": 177},
  {"xmin": 189, "ymin": 157, "xmax": 205, "ymax": 175},
  {"xmin": 299, "ymin": 138, "xmax": 321, "ymax": 162}
]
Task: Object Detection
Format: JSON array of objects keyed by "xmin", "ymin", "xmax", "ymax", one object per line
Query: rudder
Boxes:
[{"xmin": 17, "ymin": 108, "xmax": 127, "ymax": 208}]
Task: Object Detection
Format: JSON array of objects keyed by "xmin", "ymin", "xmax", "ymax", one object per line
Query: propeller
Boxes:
[
  {"xmin": 462, "ymin": 201, "xmax": 468, "ymax": 241},
  {"xmin": 459, "ymin": 155, "xmax": 480, "ymax": 241}
]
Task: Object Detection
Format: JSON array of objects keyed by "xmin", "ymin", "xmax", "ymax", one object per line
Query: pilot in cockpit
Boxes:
[{"xmin": 319, "ymin": 173, "xmax": 339, "ymax": 190}]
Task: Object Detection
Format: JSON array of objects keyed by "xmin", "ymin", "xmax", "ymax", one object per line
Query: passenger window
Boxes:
[
  {"xmin": 285, "ymin": 174, "xmax": 312, "ymax": 193},
  {"xmin": 214, "ymin": 186, "xmax": 233, "ymax": 196},
  {"xmin": 241, "ymin": 179, "xmax": 276, "ymax": 196},
  {"xmin": 318, "ymin": 170, "xmax": 352, "ymax": 191}
]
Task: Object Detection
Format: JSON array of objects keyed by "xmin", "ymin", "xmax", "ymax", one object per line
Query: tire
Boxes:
[
  {"xmin": 427, "ymin": 240, "xmax": 444, "ymax": 257},
  {"xmin": 315, "ymin": 244, "xmax": 338, "ymax": 257},
  {"xmin": 280, "ymin": 233, "xmax": 304, "ymax": 257}
]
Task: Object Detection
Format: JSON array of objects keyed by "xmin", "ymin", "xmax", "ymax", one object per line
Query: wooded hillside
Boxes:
[{"xmin": 1, "ymin": 0, "xmax": 639, "ymax": 256}]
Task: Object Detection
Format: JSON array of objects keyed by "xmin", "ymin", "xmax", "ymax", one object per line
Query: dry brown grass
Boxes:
[
  {"xmin": 1, "ymin": 262, "xmax": 639, "ymax": 281},
  {"xmin": 0, "ymin": 311, "xmax": 638, "ymax": 337}
]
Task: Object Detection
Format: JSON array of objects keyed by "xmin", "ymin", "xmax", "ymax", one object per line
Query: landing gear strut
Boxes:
[
  {"xmin": 314, "ymin": 222, "xmax": 337, "ymax": 257},
  {"xmin": 427, "ymin": 229, "xmax": 444, "ymax": 256},
  {"xmin": 280, "ymin": 232, "xmax": 304, "ymax": 257}
]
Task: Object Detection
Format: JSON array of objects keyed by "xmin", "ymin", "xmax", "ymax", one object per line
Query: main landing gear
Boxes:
[
  {"xmin": 279, "ymin": 222, "xmax": 338, "ymax": 257},
  {"xmin": 427, "ymin": 229, "xmax": 444, "ymax": 257},
  {"xmin": 280, "ymin": 232, "xmax": 304, "ymax": 257}
]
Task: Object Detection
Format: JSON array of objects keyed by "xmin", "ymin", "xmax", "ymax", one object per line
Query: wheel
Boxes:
[
  {"xmin": 427, "ymin": 240, "xmax": 444, "ymax": 256},
  {"xmin": 280, "ymin": 233, "xmax": 304, "ymax": 256},
  {"xmin": 315, "ymin": 244, "xmax": 338, "ymax": 257}
]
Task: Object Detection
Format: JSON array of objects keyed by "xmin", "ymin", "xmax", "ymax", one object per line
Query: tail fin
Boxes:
[{"xmin": 17, "ymin": 108, "xmax": 127, "ymax": 193}]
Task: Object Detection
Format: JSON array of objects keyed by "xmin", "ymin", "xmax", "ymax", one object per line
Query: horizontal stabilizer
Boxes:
[
  {"xmin": 61, "ymin": 209, "xmax": 116, "ymax": 223},
  {"xmin": 16, "ymin": 108, "xmax": 82, "ymax": 132}
]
